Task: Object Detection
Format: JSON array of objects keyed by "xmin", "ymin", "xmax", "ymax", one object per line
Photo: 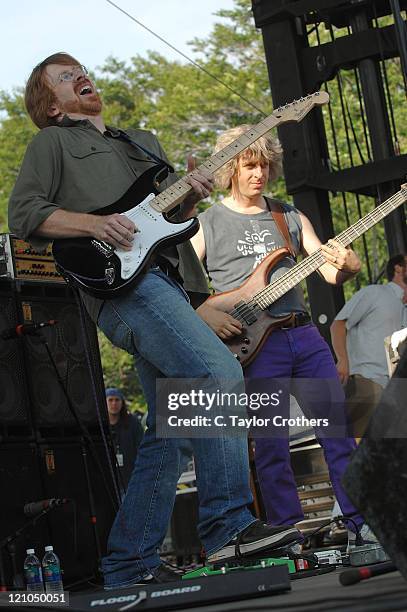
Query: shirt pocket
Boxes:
[
  {"xmin": 64, "ymin": 142, "xmax": 118, "ymax": 205},
  {"xmin": 69, "ymin": 142, "xmax": 112, "ymax": 158}
]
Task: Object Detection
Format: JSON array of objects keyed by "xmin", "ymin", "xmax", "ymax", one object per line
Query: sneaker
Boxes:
[
  {"xmin": 347, "ymin": 523, "xmax": 379, "ymax": 553},
  {"xmin": 207, "ymin": 520, "xmax": 302, "ymax": 563},
  {"xmin": 134, "ymin": 564, "xmax": 184, "ymax": 585}
]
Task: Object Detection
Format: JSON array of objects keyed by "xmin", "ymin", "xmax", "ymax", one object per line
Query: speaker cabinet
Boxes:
[
  {"xmin": 39, "ymin": 440, "xmax": 117, "ymax": 584},
  {"xmin": 17, "ymin": 287, "xmax": 108, "ymax": 436},
  {"xmin": 0, "ymin": 283, "xmax": 118, "ymax": 589},
  {"xmin": 0, "ymin": 440, "xmax": 118, "ymax": 589},
  {"xmin": 0, "ymin": 291, "xmax": 32, "ymax": 437},
  {"xmin": 0, "ymin": 283, "xmax": 109, "ymax": 439},
  {"xmin": 0, "ymin": 444, "xmax": 49, "ymax": 588}
]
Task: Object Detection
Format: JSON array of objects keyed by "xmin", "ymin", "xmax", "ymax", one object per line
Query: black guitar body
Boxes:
[{"xmin": 52, "ymin": 165, "xmax": 199, "ymax": 298}]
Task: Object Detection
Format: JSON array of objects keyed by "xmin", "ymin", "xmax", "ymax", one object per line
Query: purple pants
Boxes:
[{"xmin": 245, "ymin": 323, "xmax": 363, "ymax": 529}]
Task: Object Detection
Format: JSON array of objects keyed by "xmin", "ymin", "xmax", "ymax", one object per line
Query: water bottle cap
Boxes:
[
  {"xmin": 26, "ymin": 548, "xmax": 35, "ymax": 554},
  {"xmin": 44, "ymin": 546, "xmax": 53, "ymax": 552}
]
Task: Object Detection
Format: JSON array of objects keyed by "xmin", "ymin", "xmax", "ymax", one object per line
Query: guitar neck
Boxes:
[
  {"xmin": 149, "ymin": 92, "xmax": 328, "ymax": 214},
  {"xmin": 151, "ymin": 117, "xmax": 280, "ymax": 214},
  {"xmin": 255, "ymin": 188, "xmax": 407, "ymax": 310}
]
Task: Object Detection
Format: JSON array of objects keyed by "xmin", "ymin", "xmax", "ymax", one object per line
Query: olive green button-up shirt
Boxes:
[{"xmin": 8, "ymin": 118, "xmax": 209, "ymax": 320}]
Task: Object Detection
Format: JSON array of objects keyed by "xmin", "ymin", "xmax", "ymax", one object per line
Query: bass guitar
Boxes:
[
  {"xmin": 52, "ymin": 92, "xmax": 329, "ymax": 298},
  {"xmin": 206, "ymin": 185, "xmax": 407, "ymax": 366}
]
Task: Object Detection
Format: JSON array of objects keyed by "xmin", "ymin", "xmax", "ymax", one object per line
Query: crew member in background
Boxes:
[
  {"xmin": 191, "ymin": 124, "xmax": 376, "ymax": 547},
  {"xmin": 331, "ymin": 254, "xmax": 407, "ymax": 438},
  {"xmin": 106, "ymin": 388, "xmax": 144, "ymax": 493},
  {"xmin": 8, "ymin": 53, "xmax": 301, "ymax": 589}
]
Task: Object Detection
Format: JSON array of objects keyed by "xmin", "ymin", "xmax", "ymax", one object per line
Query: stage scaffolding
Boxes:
[{"xmin": 252, "ymin": 0, "xmax": 407, "ymax": 341}]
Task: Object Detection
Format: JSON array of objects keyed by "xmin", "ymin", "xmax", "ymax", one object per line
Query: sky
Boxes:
[{"xmin": 2, "ymin": 0, "xmax": 237, "ymax": 93}]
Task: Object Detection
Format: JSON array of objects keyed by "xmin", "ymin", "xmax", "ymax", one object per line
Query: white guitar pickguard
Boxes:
[{"xmin": 115, "ymin": 193, "xmax": 194, "ymax": 280}]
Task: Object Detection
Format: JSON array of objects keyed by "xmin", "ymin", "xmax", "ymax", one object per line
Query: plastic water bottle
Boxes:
[
  {"xmin": 24, "ymin": 549, "xmax": 43, "ymax": 592},
  {"xmin": 42, "ymin": 546, "xmax": 63, "ymax": 593}
]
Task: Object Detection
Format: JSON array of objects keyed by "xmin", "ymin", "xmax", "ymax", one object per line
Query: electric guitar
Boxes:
[
  {"xmin": 206, "ymin": 185, "xmax": 407, "ymax": 367},
  {"xmin": 52, "ymin": 92, "xmax": 329, "ymax": 298}
]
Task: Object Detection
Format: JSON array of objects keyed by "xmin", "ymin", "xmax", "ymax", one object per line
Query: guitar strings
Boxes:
[
  {"xmin": 255, "ymin": 191, "xmax": 406, "ymax": 309},
  {"xmin": 228, "ymin": 190, "xmax": 406, "ymax": 321},
  {"xmin": 103, "ymin": 0, "xmax": 406, "ymax": 318}
]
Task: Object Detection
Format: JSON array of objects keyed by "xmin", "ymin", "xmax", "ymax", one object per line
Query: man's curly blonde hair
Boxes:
[{"xmin": 214, "ymin": 125, "xmax": 283, "ymax": 190}]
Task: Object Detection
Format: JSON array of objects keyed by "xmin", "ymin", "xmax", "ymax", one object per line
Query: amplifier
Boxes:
[
  {"xmin": 70, "ymin": 565, "xmax": 291, "ymax": 611},
  {"xmin": 0, "ymin": 234, "xmax": 64, "ymax": 283}
]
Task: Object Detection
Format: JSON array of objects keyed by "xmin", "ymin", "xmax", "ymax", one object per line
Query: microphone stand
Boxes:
[
  {"xmin": 0, "ymin": 507, "xmax": 53, "ymax": 590},
  {"xmin": 31, "ymin": 328, "xmax": 119, "ymax": 573}
]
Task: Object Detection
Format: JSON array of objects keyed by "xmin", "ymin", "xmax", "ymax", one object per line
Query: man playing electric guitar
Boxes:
[
  {"xmin": 8, "ymin": 53, "xmax": 301, "ymax": 589},
  {"xmin": 191, "ymin": 124, "xmax": 377, "ymax": 546}
]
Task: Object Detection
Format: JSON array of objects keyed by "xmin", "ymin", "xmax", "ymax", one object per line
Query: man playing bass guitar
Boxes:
[{"xmin": 191, "ymin": 124, "xmax": 377, "ymax": 547}]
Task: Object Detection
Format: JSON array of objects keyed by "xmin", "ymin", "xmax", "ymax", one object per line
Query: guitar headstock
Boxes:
[{"xmin": 272, "ymin": 91, "xmax": 330, "ymax": 123}]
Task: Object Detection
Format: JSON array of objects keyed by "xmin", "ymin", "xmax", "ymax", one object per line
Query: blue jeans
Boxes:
[{"xmin": 98, "ymin": 269, "xmax": 255, "ymax": 588}]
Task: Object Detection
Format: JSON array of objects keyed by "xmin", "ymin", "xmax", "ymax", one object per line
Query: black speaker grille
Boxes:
[
  {"xmin": 21, "ymin": 295, "xmax": 107, "ymax": 432},
  {"xmin": 0, "ymin": 294, "xmax": 30, "ymax": 427}
]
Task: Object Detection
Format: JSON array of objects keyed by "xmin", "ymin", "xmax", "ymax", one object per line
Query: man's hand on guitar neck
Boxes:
[
  {"xmin": 179, "ymin": 155, "xmax": 214, "ymax": 219},
  {"xmin": 196, "ymin": 302, "xmax": 242, "ymax": 340},
  {"xmin": 320, "ymin": 239, "xmax": 361, "ymax": 277}
]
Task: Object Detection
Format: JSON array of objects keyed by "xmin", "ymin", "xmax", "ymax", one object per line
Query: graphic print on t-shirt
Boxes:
[{"xmin": 236, "ymin": 219, "xmax": 278, "ymax": 268}]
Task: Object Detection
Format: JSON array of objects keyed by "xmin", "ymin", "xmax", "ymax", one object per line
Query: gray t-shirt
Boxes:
[
  {"xmin": 335, "ymin": 281, "xmax": 406, "ymax": 387},
  {"xmin": 199, "ymin": 199, "xmax": 307, "ymax": 316}
]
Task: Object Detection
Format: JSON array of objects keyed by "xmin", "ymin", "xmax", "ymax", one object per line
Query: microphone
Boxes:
[
  {"xmin": 23, "ymin": 498, "xmax": 69, "ymax": 517},
  {"xmin": 1, "ymin": 320, "xmax": 57, "ymax": 340},
  {"xmin": 339, "ymin": 561, "xmax": 397, "ymax": 586}
]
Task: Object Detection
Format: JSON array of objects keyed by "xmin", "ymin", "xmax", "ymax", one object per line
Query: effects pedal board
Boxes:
[{"xmin": 70, "ymin": 565, "xmax": 290, "ymax": 611}]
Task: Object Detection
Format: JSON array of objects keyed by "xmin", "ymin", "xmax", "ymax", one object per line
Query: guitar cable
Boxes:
[{"xmin": 74, "ymin": 288, "xmax": 122, "ymax": 509}]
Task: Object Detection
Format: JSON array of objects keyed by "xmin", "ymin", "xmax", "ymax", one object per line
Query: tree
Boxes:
[
  {"xmin": 0, "ymin": 90, "xmax": 36, "ymax": 230},
  {"xmin": 0, "ymin": 0, "xmax": 405, "ymax": 403}
]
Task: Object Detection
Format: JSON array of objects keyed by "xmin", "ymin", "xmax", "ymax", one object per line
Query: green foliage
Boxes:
[
  {"xmin": 306, "ymin": 16, "xmax": 406, "ymax": 292},
  {"xmin": 98, "ymin": 331, "xmax": 146, "ymax": 413},
  {"xmin": 0, "ymin": 0, "xmax": 405, "ymax": 402},
  {"xmin": 0, "ymin": 89, "xmax": 37, "ymax": 230}
]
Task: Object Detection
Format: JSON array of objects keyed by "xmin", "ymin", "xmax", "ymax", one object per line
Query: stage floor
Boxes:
[
  {"xmin": 173, "ymin": 568, "xmax": 407, "ymax": 612},
  {"xmin": 67, "ymin": 567, "xmax": 407, "ymax": 612}
]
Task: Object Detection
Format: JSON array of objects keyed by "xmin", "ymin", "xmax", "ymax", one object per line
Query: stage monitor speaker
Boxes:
[
  {"xmin": 39, "ymin": 440, "xmax": 118, "ymax": 585},
  {"xmin": 343, "ymin": 349, "xmax": 407, "ymax": 580},
  {"xmin": 0, "ymin": 290, "xmax": 32, "ymax": 438},
  {"xmin": 16, "ymin": 286, "xmax": 109, "ymax": 436},
  {"xmin": 0, "ymin": 443, "xmax": 50, "ymax": 589}
]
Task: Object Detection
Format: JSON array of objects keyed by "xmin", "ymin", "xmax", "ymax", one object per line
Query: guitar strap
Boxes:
[
  {"xmin": 114, "ymin": 128, "xmax": 175, "ymax": 174},
  {"xmin": 265, "ymin": 197, "xmax": 296, "ymax": 258}
]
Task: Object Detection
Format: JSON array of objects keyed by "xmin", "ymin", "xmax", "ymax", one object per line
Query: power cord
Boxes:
[{"xmin": 301, "ymin": 515, "xmax": 364, "ymax": 547}]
